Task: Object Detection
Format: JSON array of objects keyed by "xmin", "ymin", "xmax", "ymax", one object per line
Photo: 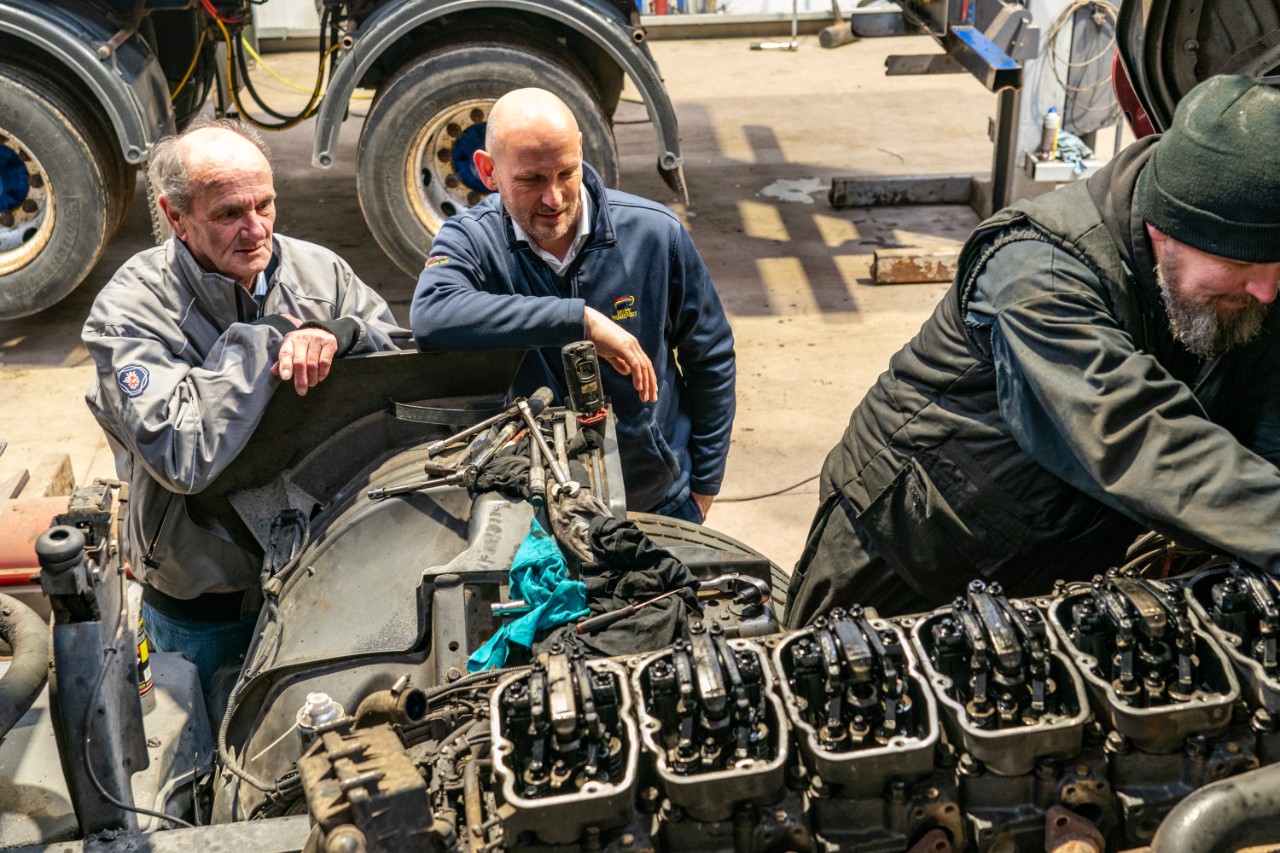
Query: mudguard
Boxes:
[
  {"xmin": 0, "ymin": 0, "xmax": 173, "ymax": 163},
  {"xmin": 311, "ymin": 0, "xmax": 687, "ymax": 199}
]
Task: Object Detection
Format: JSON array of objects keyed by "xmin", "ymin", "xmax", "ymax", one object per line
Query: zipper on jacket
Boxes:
[
  {"xmin": 1191, "ymin": 355, "xmax": 1221, "ymax": 396},
  {"xmin": 142, "ymin": 493, "xmax": 175, "ymax": 570}
]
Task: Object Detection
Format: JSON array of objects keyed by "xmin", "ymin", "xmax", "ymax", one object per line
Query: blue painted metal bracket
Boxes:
[{"xmin": 944, "ymin": 24, "xmax": 1022, "ymax": 91}]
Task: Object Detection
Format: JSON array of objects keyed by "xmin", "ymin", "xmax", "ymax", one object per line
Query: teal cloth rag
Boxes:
[{"xmin": 468, "ymin": 518, "xmax": 591, "ymax": 671}]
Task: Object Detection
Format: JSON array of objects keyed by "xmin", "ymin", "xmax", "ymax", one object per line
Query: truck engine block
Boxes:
[{"xmin": 282, "ymin": 570, "xmax": 1280, "ymax": 853}]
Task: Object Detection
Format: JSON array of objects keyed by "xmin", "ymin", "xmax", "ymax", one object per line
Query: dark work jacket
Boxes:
[
  {"xmin": 819, "ymin": 138, "xmax": 1280, "ymax": 600},
  {"xmin": 411, "ymin": 165, "xmax": 736, "ymax": 514}
]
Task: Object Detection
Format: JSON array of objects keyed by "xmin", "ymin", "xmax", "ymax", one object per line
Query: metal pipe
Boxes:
[
  {"xmin": 352, "ymin": 685, "xmax": 429, "ymax": 729},
  {"xmin": 1150, "ymin": 763, "xmax": 1280, "ymax": 853},
  {"xmin": 0, "ymin": 592, "xmax": 49, "ymax": 739}
]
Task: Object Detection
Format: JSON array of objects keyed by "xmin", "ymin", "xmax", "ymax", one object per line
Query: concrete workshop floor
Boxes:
[{"xmin": 0, "ymin": 34, "xmax": 1107, "ymax": 574}]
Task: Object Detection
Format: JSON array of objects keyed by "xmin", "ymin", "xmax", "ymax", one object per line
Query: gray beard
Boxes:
[{"xmin": 1155, "ymin": 261, "xmax": 1267, "ymax": 359}]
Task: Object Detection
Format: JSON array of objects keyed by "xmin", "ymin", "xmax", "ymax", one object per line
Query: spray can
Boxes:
[
  {"xmin": 1038, "ymin": 107, "xmax": 1061, "ymax": 160},
  {"xmin": 127, "ymin": 582, "xmax": 154, "ymax": 703}
]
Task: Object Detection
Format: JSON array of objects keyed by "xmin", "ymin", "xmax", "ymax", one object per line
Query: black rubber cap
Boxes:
[{"xmin": 35, "ymin": 525, "xmax": 86, "ymax": 574}]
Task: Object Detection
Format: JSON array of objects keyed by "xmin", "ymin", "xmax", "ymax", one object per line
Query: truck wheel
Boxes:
[
  {"xmin": 0, "ymin": 63, "xmax": 119, "ymax": 319},
  {"xmin": 357, "ymin": 42, "xmax": 620, "ymax": 278}
]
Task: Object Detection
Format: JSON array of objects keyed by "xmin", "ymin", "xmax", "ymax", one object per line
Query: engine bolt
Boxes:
[
  {"xmin": 1252, "ymin": 709, "xmax": 1276, "ymax": 734},
  {"xmin": 957, "ymin": 753, "xmax": 982, "ymax": 776},
  {"xmin": 1104, "ymin": 731, "xmax": 1130, "ymax": 755},
  {"xmin": 1184, "ymin": 733, "xmax": 1210, "ymax": 758}
]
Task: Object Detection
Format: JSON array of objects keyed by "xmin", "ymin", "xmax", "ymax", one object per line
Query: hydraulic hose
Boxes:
[{"xmin": 0, "ymin": 593, "xmax": 49, "ymax": 740}]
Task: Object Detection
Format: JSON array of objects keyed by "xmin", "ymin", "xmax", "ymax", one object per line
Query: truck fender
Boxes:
[
  {"xmin": 0, "ymin": 0, "xmax": 173, "ymax": 164},
  {"xmin": 311, "ymin": 0, "xmax": 686, "ymax": 198}
]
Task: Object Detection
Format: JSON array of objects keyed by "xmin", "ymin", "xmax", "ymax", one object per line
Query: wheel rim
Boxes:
[
  {"xmin": 404, "ymin": 99, "xmax": 493, "ymax": 234},
  {"xmin": 0, "ymin": 130, "xmax": 55, "ymax": 276}
]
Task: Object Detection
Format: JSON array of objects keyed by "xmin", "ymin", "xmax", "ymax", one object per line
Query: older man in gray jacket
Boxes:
[{"xmin": 82, "ymin": 119, "xmax": 403, "ymax": 707}]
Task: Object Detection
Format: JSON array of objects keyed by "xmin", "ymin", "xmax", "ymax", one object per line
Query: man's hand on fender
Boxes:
[
  {"xmin": 693, "ymin": 492, "xmax": 714, "ymax": 521},
  {"xmin": 584, "ymin": 306, "xmax": 657, "ymax": 403},
  {"xmin": 272, "ymin": 323, "xmax": 339, "ymax": 396}
]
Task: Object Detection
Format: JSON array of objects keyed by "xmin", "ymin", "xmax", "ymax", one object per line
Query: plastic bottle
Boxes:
[{"xmin": 1038, "ymin": 107, "xmax": 1062, "ymax": 160}]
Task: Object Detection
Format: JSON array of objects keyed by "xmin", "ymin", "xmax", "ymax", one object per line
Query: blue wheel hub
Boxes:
[
  {"xmin": 450, "ymin": 122, "xmax": 490, "ymax": 194},
  {"xmin": 0, "ymin": 144, "xmax": 29, "ymax": 212}
]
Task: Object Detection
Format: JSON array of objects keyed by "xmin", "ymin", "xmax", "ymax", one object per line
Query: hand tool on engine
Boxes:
[
  {"xmin": 698, "ymin": 573, "xmax": 772, "ymax": 607},
  {"xmin": 471, "ymin": 420, "xmax": 522, "ymax": 470},
  {"xmin": 517, "ymin": 388, "xmax": 578, "ymax": 497},
  {"xmin": 561, "ymin": 341, "xmax": 606, "ymax": 425},
  {"xmin": 366, "ymin": 464, "xmax": 478, "ymax": 500},
  {"xmin": 575, "ymin": 589, "xmax": 682, "ymax": 635},
  {"xmin": 527, "ymin": 433, "xmax": 547, "ymax": 507},
  {"xmin": 426, "ymin": 394, "xmax": 548, "ymax": 457},
  {"xmin": 492, "ymin": 600, "xmax": 533, "ymax": 618}
]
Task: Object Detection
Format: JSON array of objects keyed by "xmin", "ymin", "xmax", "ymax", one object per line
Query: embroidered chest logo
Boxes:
[
  {"xmin": 425, "ymin": 255, "xmax": 450, "ymax": 268},
  {"xmin": 611, "ymin": 295, "xmax": 638, "ymax": 321},
  {"xmin": 116, "ymin": 364, "xmax": 150, "ymax": 398}
]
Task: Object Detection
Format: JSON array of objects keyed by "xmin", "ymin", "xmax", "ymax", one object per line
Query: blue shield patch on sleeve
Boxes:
[{"xmin": 116, "ymin": 364, "xmax": 150, "ymax": 398}]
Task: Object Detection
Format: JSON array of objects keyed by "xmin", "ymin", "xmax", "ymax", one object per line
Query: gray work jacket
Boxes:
[{"xmin": 83, "ymin": 235, "xmax": 403, "ymax": 599}]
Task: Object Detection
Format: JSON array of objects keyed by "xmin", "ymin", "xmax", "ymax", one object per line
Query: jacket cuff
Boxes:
[
  {"xmin": 689, "ymin": 479, "xmax": 721, "ymax": 497},
  {"xmin": 251, "ymin": 314, "xmax": 296, "ymax": 337},
  {"xmin": 301, "ymin": 317, "xmax": 361, "ymax": 356}
]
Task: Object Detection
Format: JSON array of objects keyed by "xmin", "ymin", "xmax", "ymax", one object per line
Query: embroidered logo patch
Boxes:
[
  {"xmin": 611, "ymin": 295, "xmax": 638, "ymax": 321},
  {"xmin": 116, "ymin": 364, "xmax": 150, "ymax": 398},
  {"xmin": 425, "ymin": 255, "xmax": 450, "ymax": 268}
]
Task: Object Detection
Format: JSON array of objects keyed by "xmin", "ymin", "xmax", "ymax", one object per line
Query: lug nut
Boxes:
[
  {"xmin": 28, "ymin": 174, "xmax": 43, "ymax": 189},
  {"xmin": 21, "ymin": 199, "xmax": 37, "ymax": 213},
  {"xmin": 0, "ymin": 212, "xmax": 14, "ymax": 228}
]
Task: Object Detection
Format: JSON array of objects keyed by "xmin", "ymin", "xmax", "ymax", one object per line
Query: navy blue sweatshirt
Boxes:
[{"xmin": 411, "ymin": 165, "xmax": 736, "ymax": 514}]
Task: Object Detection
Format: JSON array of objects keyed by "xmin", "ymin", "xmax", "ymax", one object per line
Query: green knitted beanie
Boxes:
[{"xmin": 1137, "ymin": 75, "xmax": 1280, "ymax": 263}]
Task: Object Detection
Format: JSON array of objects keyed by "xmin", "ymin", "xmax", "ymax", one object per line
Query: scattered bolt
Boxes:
[{"xmin": 147, "ymin": 736, "xmax": 162, "ymax": 748}]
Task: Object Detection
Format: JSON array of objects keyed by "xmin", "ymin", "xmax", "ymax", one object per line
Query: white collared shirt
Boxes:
[{"xmin": 511, "ymin": 183, "xmax": 593, "ymax": 275}]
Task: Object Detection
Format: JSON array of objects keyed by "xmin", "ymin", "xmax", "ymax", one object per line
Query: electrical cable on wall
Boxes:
[{"xmin": 1045, "ymin": 0, "xmax": 1120, "ymax": 131}]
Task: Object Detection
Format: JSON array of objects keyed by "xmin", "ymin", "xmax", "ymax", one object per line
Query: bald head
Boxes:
[
  {"xmin": 151, "ymin": 119, "xmax": 277, "ymax": 286},
  {"xmin": 149, "ymin": 118, "xmax": 272, "ymax": 217},
  {"xmin": 484, "ymin": 88, "xmax": 580, "ymax": 161},
  {"xmin": 473, "ymin": 88, "xmax": 585, "ymax": 256}
]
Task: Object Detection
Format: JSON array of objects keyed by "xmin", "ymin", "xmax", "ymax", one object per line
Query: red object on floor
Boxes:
[{"xmin": 0, "ymin": 497, "xmax": 66, "ymax": 576}]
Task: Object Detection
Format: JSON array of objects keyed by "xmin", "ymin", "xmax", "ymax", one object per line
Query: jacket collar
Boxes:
[
  {"xmin": 500, "ymin": 162, "xmax": 617, "ymax": 257},
  {"xmin": 169, "ymin": 235, "xmax": 279, "ymax": 321},
  {"xmin": 1086, "ymin": 136, "xmax": 1161, "ymax": 310}
]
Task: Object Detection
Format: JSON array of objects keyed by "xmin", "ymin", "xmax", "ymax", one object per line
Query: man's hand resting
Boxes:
[
  {"xmin": 693, "ymin": 492, "xmax": 714, "ymax": 521},
  {"xmin": 272, "ymin": 323, "xmax": 339, "ymax": 396},
  {"xmin": 584, "ymin": 306, "xmax": 657, "ymax": 403}
]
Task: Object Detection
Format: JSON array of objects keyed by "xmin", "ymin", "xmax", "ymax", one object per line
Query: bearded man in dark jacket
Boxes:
[{"xmin": 785, "ymin": 75, "xmax": 1280, "ymax": 627}]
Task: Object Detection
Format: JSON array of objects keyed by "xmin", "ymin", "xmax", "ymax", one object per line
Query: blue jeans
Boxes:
[
  {"xmin": 142, "ymin": 603, "xmax": 258, "ymax": 723},
  {"xmin": 663, "ymin": 493, "xmax": 705, "ymax": 524}
]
